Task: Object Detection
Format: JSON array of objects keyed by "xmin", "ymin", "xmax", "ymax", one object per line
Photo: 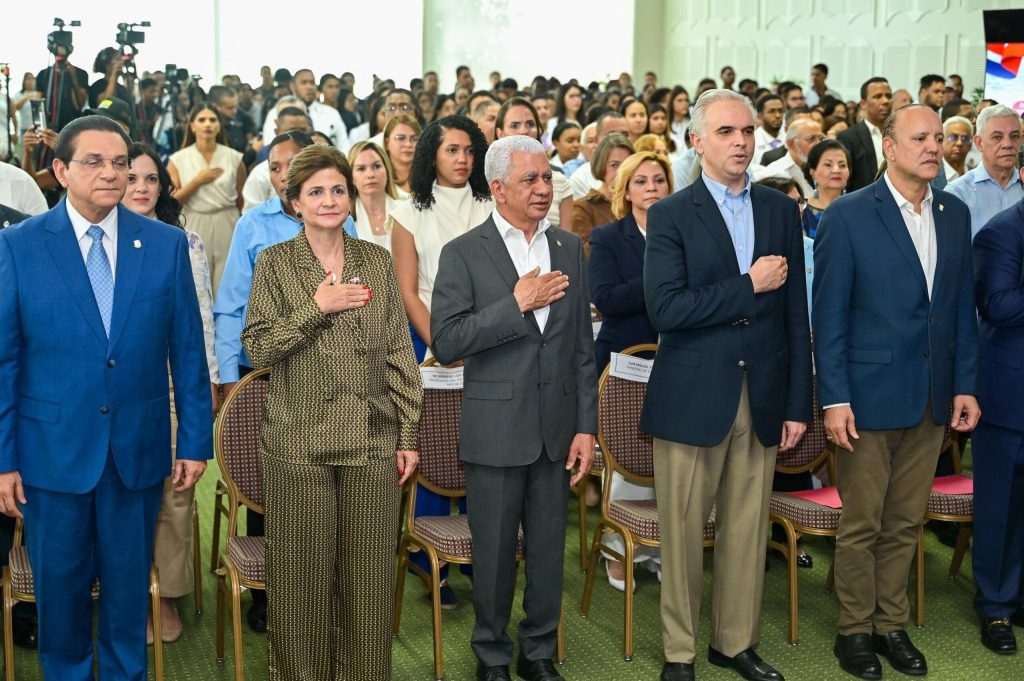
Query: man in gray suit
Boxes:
[{"xmin": 432, "ymin": 135, "xmax": 598, "ymax": 681}]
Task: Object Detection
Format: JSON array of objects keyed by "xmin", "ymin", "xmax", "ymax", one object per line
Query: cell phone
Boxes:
[{"xmin": 30, "ymin": 99, "xmax": 47, "ymax": 130}]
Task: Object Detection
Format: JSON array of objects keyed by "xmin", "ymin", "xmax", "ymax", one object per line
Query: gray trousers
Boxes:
[{"xmin": 465, "ymin": 451, "xmax": 569, "ymax": 666}]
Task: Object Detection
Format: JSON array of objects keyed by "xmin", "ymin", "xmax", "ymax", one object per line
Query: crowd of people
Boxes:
[{"xmin": 1, "ymin": 50, "xmax": 1023, "ymax": 681}]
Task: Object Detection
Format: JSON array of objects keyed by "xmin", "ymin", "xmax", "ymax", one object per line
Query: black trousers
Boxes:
[{"xmin": 464, "ymin": 451, "xmax": 569, "ymax": 666}]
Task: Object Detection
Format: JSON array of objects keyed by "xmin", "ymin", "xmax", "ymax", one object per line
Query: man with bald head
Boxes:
[
  {"xmin": 568, "ymin": 112, "xmax": 628, "ymax": 198},
  {"xmin": 814, "ymin": 104, "xmax": 979, "ymax": 679},
  {"xmin": 754, "ymin": 118, "xmax": 824, "ymax": 196}
]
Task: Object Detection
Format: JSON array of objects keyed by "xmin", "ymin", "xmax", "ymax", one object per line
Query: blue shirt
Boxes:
[
  {"xmin": 946, "ymin": 164, "xmax": 1024, "ymax": 237},
  {"xmin": 213, "ymin": 196, "xmax": 357, "ymax": 383},
  {"xmin": 803, "ymin": 235, "xmax": 814, "ymax": 329},
  {"xmin": 702, "ymin": 172, "xmax": 755, "ymax": 274},
  {"xmin": 562, "ymin": 157, "xmax": 587, "ymax": 178}
]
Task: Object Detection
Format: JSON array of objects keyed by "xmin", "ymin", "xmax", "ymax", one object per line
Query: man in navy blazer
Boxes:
[
  {"xmin": 0, "ymin": 116, "xmax": 212, "ymax": 680},
  {"xmin": 972, "ymin": 165, "xmax": 1024, "ymax": 656},
  {"xmin": 642, "ymin": 89, "xmax": 812, "ymax": 681},
  {"xmin": 813, "ymin": 105, "xmax": 979, "ymax": 679}
]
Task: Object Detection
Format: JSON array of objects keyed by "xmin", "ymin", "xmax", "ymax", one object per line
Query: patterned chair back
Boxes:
[
  {"xmin": 215, "ymin": 368, "xmax": 271, "ymax": 512},
  {"xmin": 416, "ymin": 387, "xmax": 465, "ymax": 495},
  {"xmin": 597, "ymin": 344, "xmax": 656, "ymax": 481},
  {"xmin": 775, "ymin": 377, "xmax": 828, "ymax": 471}
]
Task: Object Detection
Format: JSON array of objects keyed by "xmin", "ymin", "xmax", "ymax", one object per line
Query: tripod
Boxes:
[
  {"xmin": 116, "ymin": 44, "xmax": 143, "ymax": 140},
  {"xmin": 1, "ymin": 64, "xmax": 12, "ymax": 162}
]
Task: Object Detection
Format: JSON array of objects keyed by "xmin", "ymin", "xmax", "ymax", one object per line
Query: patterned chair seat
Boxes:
[
  {"xmin": 414, "ymin": 515, "xmax": 524, "ymax": 558},
  {"xmin": 226, "ymin": 536, "xmax": 265, "ymax": 583},
  {"xmin": 770, "ymin": 490, "xmax": 842, "ymax": 530},
  {"xmin": 927, "ymin": 473, "xmax": 973, "ymax": 517},
  {"xmin": 591, "ymin": 447, "xmax": 605, "ymax": 474},
  {"xmin": 607, "ymin": 500, "xmax": 715, "ymax": 542},
  {"xmin": 8, "ymin": 546, "xmax": 101, "ymax": 596}
]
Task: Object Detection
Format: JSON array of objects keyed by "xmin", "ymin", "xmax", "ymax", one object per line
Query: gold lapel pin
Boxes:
[
  {"xmin": 133, "ymin": 240, "xmax": 142, "ymax": 248},
  {"xmin": 938, "ymin": 204, "xmax": 944, "ymax": 212}
]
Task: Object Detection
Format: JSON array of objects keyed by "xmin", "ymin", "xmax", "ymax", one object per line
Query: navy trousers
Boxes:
[
  {"xmin": 23, "ymin": 453, "xmax": 163, "ymax": 681},
  {"xmin": 972, "ymin": 421, "xmax": 1024, "ymax": 618}
]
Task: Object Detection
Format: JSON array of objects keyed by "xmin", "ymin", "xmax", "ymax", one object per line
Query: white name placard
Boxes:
[
  {"xmin": 608, "ymin": 353, "xmax": 653, "ymax": 383},
  {"xmin": 420, "ymin": 366, "xmax": 464, "ymax": 389}
]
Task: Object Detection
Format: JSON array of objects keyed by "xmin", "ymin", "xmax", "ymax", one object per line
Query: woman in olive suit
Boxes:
[{"xmin": 241, "ymin": 145, "xmax": 422, "ymax": 681}]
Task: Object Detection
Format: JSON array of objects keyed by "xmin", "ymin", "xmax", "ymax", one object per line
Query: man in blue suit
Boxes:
[
  {"xmin": 972, "ymin": 160, "xmax": 1024, "ymax": 656},
  {"xmin": 814, "ymin": 104, "xmax": 979, "ymax": 679},
  {"xmin": 0, "ymin": 115, "xmax": 212, "ymax": 680},
  {"xmin": 642, "ymin": 89, "xmax": 812, "ymax": 681}
]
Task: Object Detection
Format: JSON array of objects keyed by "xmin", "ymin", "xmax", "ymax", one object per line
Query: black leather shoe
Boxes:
[
  {"xmin": 12, "ymin": 617, "xmax": 38, "ymax": 649},
  {"xmin": 661, "ymin": 662, "xmax": 695, "ymax": 681},
  {"xmin": 515, "ymin": 656, "xmax": 563, "ymax": 681},
  {"xmin": 796, "ymin": 552, "xmax": 813, "ymax": 569},
  {"xmin": 873, "ymin": 629, "xmax": 927, "ymax": 675},
  {"xmin": 476, "ymin": 662, "xmax": 512, "ymax": 681},
  {"xmin": 246, "ymin": 600, "xmax": 267, "ymax": 634},
  {"xmin": 1011, "ymin": 609, "xmax": 1024, "ymax": 628},
  {"xmin": 708, "ymin": 646, "xmax": 783, "ymax": 681},
  {"xmin": 834, "ymin": 633, "xmax": 882, "ymax": 680},
  {"xmin": 981, "ymin": 618, "xmax": 1017, "ymax": 655}
]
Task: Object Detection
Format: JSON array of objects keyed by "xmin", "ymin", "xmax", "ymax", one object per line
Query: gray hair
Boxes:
[
  {"xmin": 943, "ymin": 115, "xmax": 974, "ymax": 137},
  {"xmin": 689, "ymin": 88, "xmax": 756, "ymax": 138},
  {"xmin": 976, "ymin": 104, "xmax": 1019, "ymax": 137},
  {"xmin": 274, "ymin": 95, "xmax": 306, "ymax": 114},
  {"xmin": 485, "ymin": 135, "xmax": 546, "ymax": 184}
]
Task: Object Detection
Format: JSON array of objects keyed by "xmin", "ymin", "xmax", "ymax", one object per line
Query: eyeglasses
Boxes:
[
  {"xmin": 802, "ymin": 135, "xmax": 826, "ymax": 145},
  {"xmin": 945, "ymin": 134, "xmax": 971, "ymax": 144},
  {"xmin": 391, "ymin": 133, "xmax": 419, "ymax": 145},
  {"xmin": 68, "ymin": 157, "xmax": 131, "ymax": 173},
  {"xmin": 385, "ymin": 103, "xmax": 415, "ymax": 112}
]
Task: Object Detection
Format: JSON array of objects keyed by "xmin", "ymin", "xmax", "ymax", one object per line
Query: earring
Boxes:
[{"xmin": 296, "ymin": 211, "xmax": 302, "ymax": 219}]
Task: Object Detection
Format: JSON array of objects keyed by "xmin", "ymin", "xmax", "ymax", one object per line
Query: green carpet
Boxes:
[{"xmin": 5, "ymin": 463, "xmax": 1017, "ymax": 680}]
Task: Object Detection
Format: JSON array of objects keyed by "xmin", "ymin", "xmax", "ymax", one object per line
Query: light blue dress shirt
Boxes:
[
  {"xmin": 945, "ymin": 164, "xmax": 1024, "ymax": 237},
  {"xmin": 562, "ymin": 157, "xmax": 587, "ymax": 178},
  {"xmin": 213, "ymin": 196, "xmax": 357, "ymax": 383},
  {"xmin": 803, "ymin": 235, "xmax": 814, "ymax": 329},
  {"xmin": 702, "ymin": 172, "xmax": 755, "ymax": 274}
]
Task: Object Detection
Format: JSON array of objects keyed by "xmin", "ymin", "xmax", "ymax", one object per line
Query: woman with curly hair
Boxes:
[
  {"xmin": 121, "ymin": 142, "xmax": 219, "ymax": 643},
  {"xmin": 390, "ymin": 115, "xmax": 491, "ymax": 609}
]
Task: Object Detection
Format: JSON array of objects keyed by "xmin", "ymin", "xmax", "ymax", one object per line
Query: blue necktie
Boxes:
[{"xmin": 86, "ymin": 225, "xmax": 113, "ymax": 336}]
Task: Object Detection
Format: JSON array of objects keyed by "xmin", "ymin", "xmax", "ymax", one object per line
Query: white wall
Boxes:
[
  {"xmin": 656, "ymin": 0, "xmax": 1012, "ymax": 102},
  {"xmin": 421, "ymin": 0, "xmax": 635, "ymax": 93}
]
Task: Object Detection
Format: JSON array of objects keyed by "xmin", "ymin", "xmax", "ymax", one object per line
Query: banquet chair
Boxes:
[
  {"xmin": 213, "ymin": 367, "xmax": 270, "ymax": 681},
  {"xmin": 579, "ymin": 343, "xmax": 716, "ymax": 661}
]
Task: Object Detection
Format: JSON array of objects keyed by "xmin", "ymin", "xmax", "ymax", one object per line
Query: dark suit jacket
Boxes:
[
  {"xmin": 760, "ymin": 145, "xmax": 787, "ymax": 167},
  {"xmin": 837, "ymin": 121, "xmax": 879, "ymax": 192},
  {"xmin": 973, "ymin": 200, "xmax": 1024, "ymax": 431},
  {"xmin": 431, "ymin": 216, "xmax": 598, "ymax": 466},
  {"xmin": 588, "ymin": 213, "xmax": 657, "ymax": 368},
  {"xmin": 0, "ymin": 200, "xmax": 212, "ymax": 493},
  {"xmin": 813, "ymin": 179, "xmax": 978, "ymax": 430},
  {"xmin": 0, "ymin": 205, "xmax": 29, "ymax": 229},
  {"xmin": 640, "ymin": 177, "xmax": 812, "ymax": 448}
]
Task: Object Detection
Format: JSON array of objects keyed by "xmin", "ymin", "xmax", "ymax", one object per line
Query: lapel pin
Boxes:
[
  {"xmin": 938, "ymin": 204, "xmax": 944, "ymax": 212},
  {"xmin": 556, "ymin": 239, "xmax": 562, "ymax": 247},
  {"xmin": 2, "ymin": 221, "xmax": 9, "ymax": 228},
  {"xmin": 133, "ymin": 239, "xmax": 142, "ymax": 248}
]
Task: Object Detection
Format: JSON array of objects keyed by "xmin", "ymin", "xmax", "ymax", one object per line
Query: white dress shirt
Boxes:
[
  {"xmin": 309, "ymin": 101, "xmax": 349, "ymax": 152},
  {"xmin": 884, "ymin": 172, "xmax": 936, "ymax": 298},
  {"xmin": 492, "ymin": 208, "xmax": 552, "ymax": 332},
  {"xmin": 753, "ymin": 126, "xmax": 784, "ymax": 165},
  {"xmin": 0, "ymin": 161, "xmax": 48, "ymax": 216},
  {"xmin": 865, "ymin": 119, "xmax": 884, "ymax": 171},
  {"xmin": 753, "ymin": 153, "xmax": 814, "ymax": 198},
  {"xmin": 67, "ymin": 200, "xmax": 118, "ymax": 283},
  {"xmin": 241, "ymin": 160, "xmax": 274, "ymax": 213},
  {"xmin": 568, "ymin": 162, "xmax": 602, "ymax": 199}
]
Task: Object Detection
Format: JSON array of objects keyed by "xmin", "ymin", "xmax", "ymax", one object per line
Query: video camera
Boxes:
[
  {"xmin": 47, "ymin": 17, "xmax": 80, "ymax": 59},
  {"xmin": 116, "ymin": 21, "xmax": 150, "ymax": 56}
]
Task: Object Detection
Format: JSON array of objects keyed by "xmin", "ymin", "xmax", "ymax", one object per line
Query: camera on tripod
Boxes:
[
  {"xmin": 116, "ymin": 21, "xmax": 150, "ymax": 55},
  {"xmin": 47, "ymin": 17, "xmax": 80, "ymax": 59}
]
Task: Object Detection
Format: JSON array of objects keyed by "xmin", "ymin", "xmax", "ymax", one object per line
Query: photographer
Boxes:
[
  {"xmin": 88, "ymin": 47, "xmax": 130, "ymax": 108},
  {"xmin": 34, "ymin": 60, "xmax": 88, "ymax": 133}
]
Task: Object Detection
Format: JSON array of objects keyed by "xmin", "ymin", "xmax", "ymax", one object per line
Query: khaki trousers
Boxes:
[
  {"xmin": 153, "ymin": 373, "xmax": 195, "ymax": 597},
  {"xmin": 834, "ymin": 410, "xmax": 945, "ymax": 634},
  {"xmin": 653, "ymin": 381, "xmax": 777, "ymax": 662}
]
